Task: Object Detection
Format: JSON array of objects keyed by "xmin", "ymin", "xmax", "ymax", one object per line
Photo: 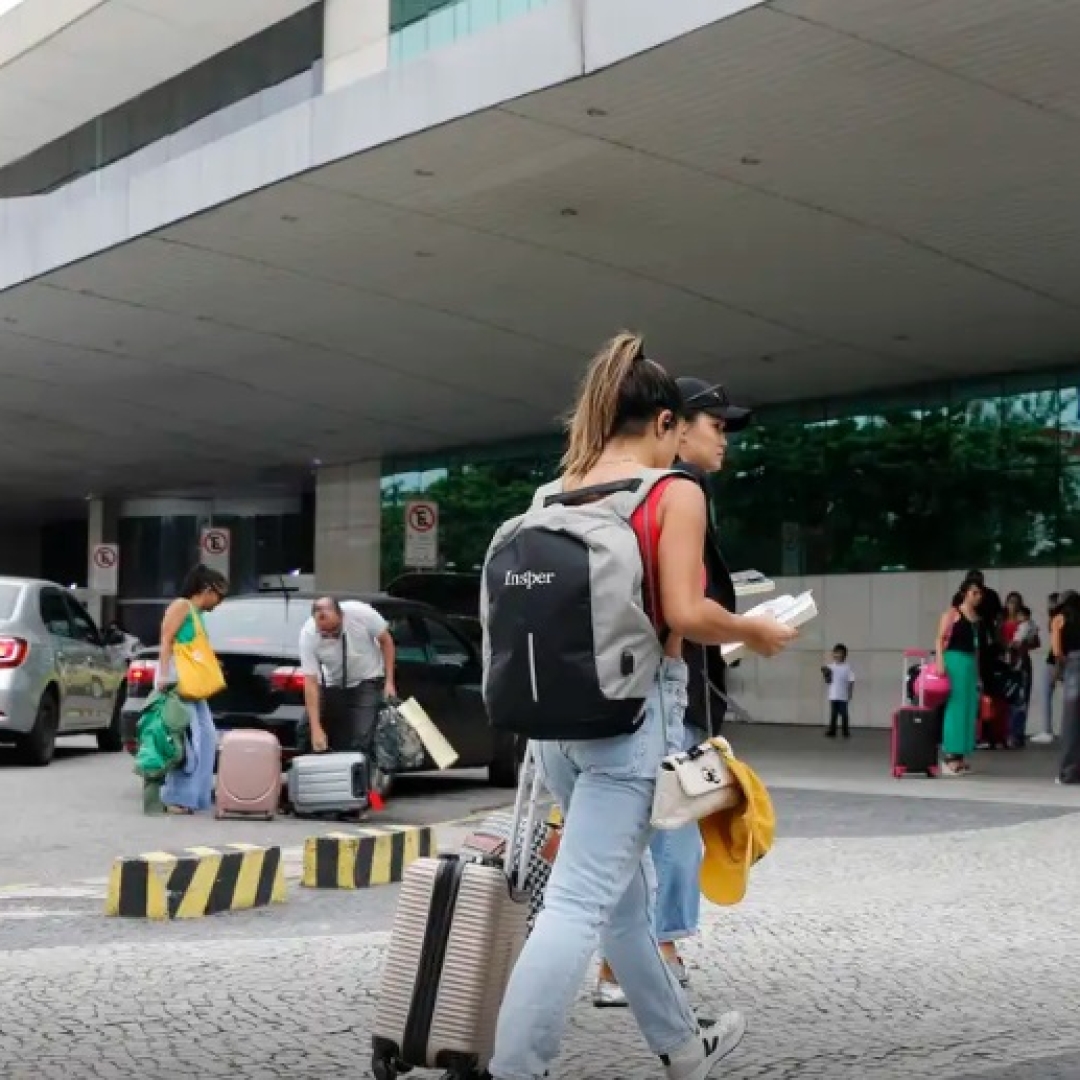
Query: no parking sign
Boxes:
[
  {"xmin": 89, "ymin": 544, "xmax": 119, "ymax": 595},
  {"xmin": 200, "ymin": 526, "xmax": 231, "ymax": 576},
  {"xmin": 404, "ymin": 501, "xmax": 438, "ymax": 569}
]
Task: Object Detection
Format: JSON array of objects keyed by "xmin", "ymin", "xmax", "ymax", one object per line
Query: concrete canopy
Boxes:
[
  {"xmin": 0, "ymin": 0, "xmax": 315, "ymax": 168},
  {"xmin": 3, "ymin": 0, "xmax": 1080, "ymax": 506}
]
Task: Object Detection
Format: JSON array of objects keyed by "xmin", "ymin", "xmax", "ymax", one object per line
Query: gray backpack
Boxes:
[{"xmin": 480, "ymin": 469, "xmax": 678, "ymax": 741}]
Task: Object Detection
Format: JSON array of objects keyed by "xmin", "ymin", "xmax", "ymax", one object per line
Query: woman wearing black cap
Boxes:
[{"xmin": 594, "ymin": 376, "xmax": 752, "ymax": 1007}]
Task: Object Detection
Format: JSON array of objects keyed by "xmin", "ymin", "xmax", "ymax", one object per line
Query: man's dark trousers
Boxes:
[{"xmin": 320, "ymin": 680, "xmax": 380, "ymax": 756}]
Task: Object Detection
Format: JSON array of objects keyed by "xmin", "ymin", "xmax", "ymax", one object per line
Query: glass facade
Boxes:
[
  {"xmin": 390, "ymin": 0, "xmax": 555, "ymax": 64},
  {"xmin": 380, "ymin": 368, "xmax": 1080, "ymax": 584}
]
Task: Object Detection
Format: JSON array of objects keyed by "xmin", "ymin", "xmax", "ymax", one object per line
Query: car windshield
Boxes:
[
  {"xmin": 202, "ymin": 596, "xmax": 313, "ymax": 654},
  {"xmin": 0, "ymin": 582, "xmax": 22, "ymax": 621}
]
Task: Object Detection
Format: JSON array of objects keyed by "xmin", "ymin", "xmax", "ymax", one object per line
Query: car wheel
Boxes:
[
  {"xmin": 97, "ymin": 689, "xmax": 124, "ymax": 754},
  {"xmin": 488, "ymin": 732, "xmax": 521, "ymax": 788},
  {"xmin": 15, "ymin": 692, "xmax": 60, "ymax": 767}
]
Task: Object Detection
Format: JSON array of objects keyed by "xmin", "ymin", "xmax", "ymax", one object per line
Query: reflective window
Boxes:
[
  {"xmin": 63, "ymin": 596, "xmax": 103, "ymax": 647},
  {"xmin": 390, "ymin": 0, "xmax": 556, "ymax": 64},
  {"xmin": 39, "ymin": 589, "xmax": 73, "ymax": 638},
  {"xmin": 388, "ymin": 616, "xmax": 428, "ymax": 664},
  {"xmin": 381, "ymin": 369, "xmax": 1080, "ymax": 581},
  {"xmin": 422, "ymin": 617, "xmax": 471, "ymax": 665}
]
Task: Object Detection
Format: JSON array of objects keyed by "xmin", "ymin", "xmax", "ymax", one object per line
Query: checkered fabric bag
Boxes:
[{"xmin": 460, "ymin": 805, "xmax": 559, "ymax": 928}]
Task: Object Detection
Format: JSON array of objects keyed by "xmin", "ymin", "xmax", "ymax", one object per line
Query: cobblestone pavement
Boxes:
[{"xmin": 1, "ymin": 793, "xmax": 1078, "ymax": 1079}]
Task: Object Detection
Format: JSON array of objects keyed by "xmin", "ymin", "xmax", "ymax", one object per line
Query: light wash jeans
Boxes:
[
  {"xmin": 489, "ymin": 659, "xmax": 699, "ymax": 1080},
  {"xmin": 160, "ymin": 699, "xmax": 216, "ymax": 812},
  {"xmin": 650, "ymin": 721, "xmax": 705, "ymax": 944}
]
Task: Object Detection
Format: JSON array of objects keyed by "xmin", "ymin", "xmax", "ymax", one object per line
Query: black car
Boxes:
[
  {"xmin": 120, "ymin": 591, "xmax": 518, "ymax": 786},
  {"xmin": 385, "ymin": 572, "xmax": 481, "ymax": 646}
]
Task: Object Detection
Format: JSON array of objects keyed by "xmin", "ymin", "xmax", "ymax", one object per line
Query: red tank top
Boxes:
[{"xmin": 629, "ymin": 476, "xmax": 704, "ymax": 632}]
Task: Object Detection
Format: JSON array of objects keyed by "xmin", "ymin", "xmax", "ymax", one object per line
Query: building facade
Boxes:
[
  {"xmin": 382, "ymin": 364, "xmax": 1080, "ymax": 728},
  {"xmin": 4, "ymin": 0, "xmax": 1080, "ymax": 732}
]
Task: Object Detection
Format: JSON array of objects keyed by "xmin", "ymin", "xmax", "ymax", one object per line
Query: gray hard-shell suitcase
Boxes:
[
  {"xmin": 371, "ymin": 745, "xmax": 542, "ymax": 1080},
  {"xmin": 287, "ymin": 752, "xmax": 368, "ymax": 818}
]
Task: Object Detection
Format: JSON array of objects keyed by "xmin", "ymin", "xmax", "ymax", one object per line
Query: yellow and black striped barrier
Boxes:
[
  {"xmin": 105, "ymin": 843, "xmax": 286, "ymax": 920},
  {"xmin": 302, "ymin": 824, "xmax": 434, "ymax": 890}
]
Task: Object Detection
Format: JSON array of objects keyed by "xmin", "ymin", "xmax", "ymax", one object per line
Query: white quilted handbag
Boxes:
[{"xmin": 651, "ymin": 736, "xmax": 740, "ymax": 831}]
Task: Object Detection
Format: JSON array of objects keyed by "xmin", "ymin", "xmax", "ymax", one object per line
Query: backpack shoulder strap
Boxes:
[
  {"xmin": 530, "ymin": 479, "xmax": 563, "ymax": 510},
  {"xmin": 540, "ymin": 468, "xmax": 681, "ymax": 516}
]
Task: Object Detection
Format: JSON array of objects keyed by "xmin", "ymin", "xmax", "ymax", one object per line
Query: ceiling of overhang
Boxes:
[
  {"xmin": 0, "ymin": 0, "xmax": 316, "ymax": 167},
  {"xmin": 3, "ymin": 0, "xmax": 1080, "ymax": 505}
]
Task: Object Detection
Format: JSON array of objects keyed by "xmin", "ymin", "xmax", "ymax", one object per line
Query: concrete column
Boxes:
[
  {"xmin": 323, "ymin": 0, "xmax": 390, "ymax": 93},
  {"xmin": 314, "ymin": 460, "xmax": 382, "ymax": 593},
  {"xmin": 85, "ymin": 497, "xmax": 119, "ymax": 627}
]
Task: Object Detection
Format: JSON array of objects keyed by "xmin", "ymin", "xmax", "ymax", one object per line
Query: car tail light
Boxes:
[
  {"xmin": 127, "ymin": 659, "xmax": 157, "ymax": 689},
  {"xmin": 0, "ymin": 637, "xmax": 29, "ymax": 669},
  {"xmin": 271, "ymin": 667, "xmax": 306, "ymax": 695}
]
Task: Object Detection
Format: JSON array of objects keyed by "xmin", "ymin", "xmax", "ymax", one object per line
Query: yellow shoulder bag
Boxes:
[{"xmin": 174, "ymin": 602, "xmax": 226, "ymax": 701}]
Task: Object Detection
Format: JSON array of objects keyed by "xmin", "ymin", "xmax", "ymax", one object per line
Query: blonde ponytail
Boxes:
[{"xmin": 561, "ymin": 332, "xmax": 644, "ymax": 477}]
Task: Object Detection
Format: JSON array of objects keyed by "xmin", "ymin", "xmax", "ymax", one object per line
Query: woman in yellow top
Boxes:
[{"xmin": 156, "ymin": 564, "xmax": 228, "ymax": 814}]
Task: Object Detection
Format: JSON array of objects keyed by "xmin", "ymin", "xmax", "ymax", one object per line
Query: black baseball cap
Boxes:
[{"xmin": 676, "ymin": 377, "xmax": 753, "ymax": 433}]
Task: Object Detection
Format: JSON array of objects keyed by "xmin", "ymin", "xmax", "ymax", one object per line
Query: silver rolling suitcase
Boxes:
[
  {"xmin": 371, "ymin": 745, "xmax": 542, "ymax": 1080},
  {"xmin": 287, "ymin": 752, "xmax": 368, "ymax": 818}
]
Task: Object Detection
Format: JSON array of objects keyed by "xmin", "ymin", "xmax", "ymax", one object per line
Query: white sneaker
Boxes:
[
  {"xmin": 593, "ymin": 956, "xmax": 690, "ymax": 1007},
  {"xmin": 661, "ymin": 1013, "xmax": 746, "ymax": 1080},
  {"xmin": 592, "ymin": 978, "xmax": 627, "ymax": 1008},
  {"xmin": 1030, "ymin": 733, "xmax": 1055, "ymax": 745}
]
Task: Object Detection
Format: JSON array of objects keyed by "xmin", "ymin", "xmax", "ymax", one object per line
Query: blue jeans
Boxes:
[
  {"xmin": 650, "ymin": 721, "xmax": 705, "ymax": 944},
  {"xmin": 489, "ymin": 659, "xmax": 699, "ymax": 1080},
  {"xmin": 160, "ymin": 699, "xmax": 216, "ymax": 812},
  {"xmin": 1041, "ymin": 664, "xmax": 1059, "ymax": 736}
]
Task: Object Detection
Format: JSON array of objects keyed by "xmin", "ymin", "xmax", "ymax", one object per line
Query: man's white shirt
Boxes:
[{"xmin": 298, "ymin": 600, "xmax": 388, "ymax": 687}]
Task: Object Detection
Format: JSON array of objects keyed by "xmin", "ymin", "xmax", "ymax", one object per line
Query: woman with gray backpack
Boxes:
[{"xmin": 480, "ymin": 332, "xmax": 796, "ymax": 1080}]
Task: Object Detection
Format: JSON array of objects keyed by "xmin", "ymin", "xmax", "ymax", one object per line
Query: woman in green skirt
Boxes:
[{"xmin": 935, "ymin": 579, "xmax": 983, "ymax": 776}]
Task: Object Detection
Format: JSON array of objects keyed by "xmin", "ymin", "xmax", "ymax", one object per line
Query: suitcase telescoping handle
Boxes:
[
  {"xmin": 504, "ymin": 741, "xmax": 544, "ymax": 892},
  {"xmin": 903, "ymin": 648, "xmax": 932, "ymax": 707},
  {"xmin": 351, "ymin": 761, "xmax": 366, "ymax": 800}
]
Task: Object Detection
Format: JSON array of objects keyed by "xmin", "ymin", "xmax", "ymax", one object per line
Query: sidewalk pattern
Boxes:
[{"xmin": 1, "ymin": 808, "xmax": 1078, "ymax": 1078}]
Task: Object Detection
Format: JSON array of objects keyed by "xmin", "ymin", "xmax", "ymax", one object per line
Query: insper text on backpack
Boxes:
[{"xmin": 480, "ymin": 469, "xmax": 677, "ymax": 741}]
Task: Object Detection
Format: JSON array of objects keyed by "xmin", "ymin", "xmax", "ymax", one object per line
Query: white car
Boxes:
[{"xmin": 0, "ymin": 577, "xmax": 128, "ymax": 766}]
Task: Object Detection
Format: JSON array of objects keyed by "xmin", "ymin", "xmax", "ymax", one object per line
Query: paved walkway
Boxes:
[
  {"xmin": 2, "ymin": 726, "xmax": 1078, "ymax": 1077},
  {"xmin": 2, "ymin": 772, "xmax": 1078, "ymax": 1078}
]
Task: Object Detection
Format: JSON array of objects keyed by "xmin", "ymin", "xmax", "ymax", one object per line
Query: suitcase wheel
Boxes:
[
  {"xmin": 892, "ymin": 767, "xmax": 905, "ymax": 779},
  {"xmin": 927, "ymin": 766, "xmax": 939, "ymax": 778},
  {"xmin": 371, "ymin": 1052, "xmax": 398, "ymax": 1080},
  {"xmin": 371, "ymin": 1047, "xmax": 413, "ymax": 1080}
]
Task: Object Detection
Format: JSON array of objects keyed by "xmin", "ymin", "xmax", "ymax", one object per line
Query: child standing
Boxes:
[
  {"xmin": 823, "ymin": 643, "xmax": 855, "ymax": 738},
  {"xmin": 1006, "ymin": 605, "xmax": 1039, "ymax": 748}
]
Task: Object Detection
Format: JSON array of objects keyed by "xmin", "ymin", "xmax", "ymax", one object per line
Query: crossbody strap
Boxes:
[{"xmin": 317, "ymin": 630, "xmax": 349, "ymax": 689}]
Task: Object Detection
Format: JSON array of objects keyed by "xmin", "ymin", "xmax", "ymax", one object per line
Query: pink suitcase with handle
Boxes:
[{"xmin": 215, "ymin": 729, "xmax": 282, "ymax": 820}]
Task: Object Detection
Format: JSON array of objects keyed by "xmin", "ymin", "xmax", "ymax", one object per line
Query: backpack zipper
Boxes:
[{"xmin": 527, "ymin": 632, "xmax": 539, "ymax": 703}]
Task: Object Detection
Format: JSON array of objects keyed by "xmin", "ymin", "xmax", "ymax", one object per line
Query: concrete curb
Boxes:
[
  {"xmin": 105, "ymin": 843, "xmax": 286, "ymax": 920},
  {"xmin": 301, "ymin": 824, "xmax": 434, "ymax": 889}
]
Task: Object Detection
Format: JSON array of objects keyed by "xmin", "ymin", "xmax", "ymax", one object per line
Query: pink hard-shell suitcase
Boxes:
[{"xmin": 215, "ymin": 729, "xmax": 282, "ymax": 820}]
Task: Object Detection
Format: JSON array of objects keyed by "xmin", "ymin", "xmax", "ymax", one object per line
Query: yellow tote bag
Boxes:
[{"xmin": 174, "ymin": 604, "xmax": 225, "ymax": 701}]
